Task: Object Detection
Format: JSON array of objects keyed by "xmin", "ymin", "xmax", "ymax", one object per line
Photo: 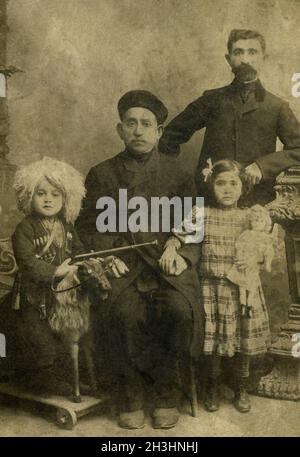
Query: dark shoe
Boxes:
[
  {"xmin": 204, "ymin": 379, "xmax": 220, "ymax": 412},
  {"xmin": 152, "ymin": 407, "xmax": 180, "ymax": 429},
  {"xmin": 234, "ymin": 382, "xmax": 251, "ymax": 413},
  {"xmin": 118, "ymin": 410, "xmax": 145, "ymax": 429}
]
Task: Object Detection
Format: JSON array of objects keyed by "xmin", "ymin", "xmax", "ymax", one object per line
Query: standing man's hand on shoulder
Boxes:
[{"xmin": 244, "ymin": 163, "xmax": 262, "ymax": 187}]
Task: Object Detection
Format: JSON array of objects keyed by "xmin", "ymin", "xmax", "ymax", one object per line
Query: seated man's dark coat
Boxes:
[{"xmin": 76, "ymin": 149, "xmax": 204, "ymax": 358}]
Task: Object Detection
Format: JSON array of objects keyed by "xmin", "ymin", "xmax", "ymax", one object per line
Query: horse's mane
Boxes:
[{"xmin": 48, "ymin": 271, "xmax": 90, "ymax": 336}]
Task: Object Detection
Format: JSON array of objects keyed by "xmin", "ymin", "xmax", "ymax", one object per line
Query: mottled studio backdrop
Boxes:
[{"xmin": 5, "ymin": 0, "xmax": 300, "ymax": 331}]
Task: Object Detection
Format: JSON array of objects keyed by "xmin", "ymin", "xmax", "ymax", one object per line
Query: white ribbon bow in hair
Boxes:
[{"xmin": 202, "ymin": 158, "xmax": 213, "ymax": 182}]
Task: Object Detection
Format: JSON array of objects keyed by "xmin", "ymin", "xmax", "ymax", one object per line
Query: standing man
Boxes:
[
  {"xmin": 76, "ymin": 90, "xmax": 203, "ymax": 430},
  {"xmin": 159, "ymin": 29, "xmax": 300, "ymax": 205}
]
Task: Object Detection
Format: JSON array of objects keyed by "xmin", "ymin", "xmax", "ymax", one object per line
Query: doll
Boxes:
[{"xmin": 227, "ymin": 205, "xmax": 274, "ymax": 318}]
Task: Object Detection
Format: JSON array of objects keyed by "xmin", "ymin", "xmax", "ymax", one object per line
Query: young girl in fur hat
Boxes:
[{"xmin": 12, "ymin": 157, "xmax": 86, "ymax": 395}]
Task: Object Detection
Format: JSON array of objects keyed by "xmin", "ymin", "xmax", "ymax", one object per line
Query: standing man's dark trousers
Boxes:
[{"xmin": 109, "ymin": 281, "xmax": 193, "ymax": 413}]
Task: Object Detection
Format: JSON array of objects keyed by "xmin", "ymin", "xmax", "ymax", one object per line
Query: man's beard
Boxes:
[{"xmin": 232, "ymin": 63, "xmax": 257, "ymax": 83}]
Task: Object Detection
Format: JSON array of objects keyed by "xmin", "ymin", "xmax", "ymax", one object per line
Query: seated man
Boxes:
[{"xmin": 76, "ymin": 90, "xmax": 204, "ymax": 429}]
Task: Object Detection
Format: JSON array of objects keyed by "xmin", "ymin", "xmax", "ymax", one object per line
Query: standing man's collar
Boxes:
[{"xmin": 229, "ymin": 78, "xmax": 266, "ymax": 101}]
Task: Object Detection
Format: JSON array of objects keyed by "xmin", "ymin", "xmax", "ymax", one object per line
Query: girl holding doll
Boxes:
[
  {"xmin": 159, "ymin": 159, "xmax": 272, "ymax": 413},
  {"xmin": 11, "ymin": 157, "xmax": 86, "ymax": 395}
]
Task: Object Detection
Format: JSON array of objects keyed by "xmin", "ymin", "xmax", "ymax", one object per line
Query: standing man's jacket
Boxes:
[{"xmin": 159, "ymin": 79, "xmax": 300, "ymax": 204}]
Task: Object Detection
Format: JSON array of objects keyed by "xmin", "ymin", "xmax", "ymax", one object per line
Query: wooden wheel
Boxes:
[{"xmin": 55, "ymin": 407, "xmax": 77, "ymax": 430}]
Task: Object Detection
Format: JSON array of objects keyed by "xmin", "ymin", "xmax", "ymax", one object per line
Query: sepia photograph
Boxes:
[{"xmin": 0, "ymin": 0, "xmax": 299, "ymax": 439}]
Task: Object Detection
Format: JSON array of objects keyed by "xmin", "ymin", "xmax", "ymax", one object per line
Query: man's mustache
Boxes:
[{"xmin": 232, "ymin": 63, "xmax": 257, "ymax": 82}]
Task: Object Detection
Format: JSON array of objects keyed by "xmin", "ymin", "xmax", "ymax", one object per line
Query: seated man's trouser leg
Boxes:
[
  {"xmin": 149, "ymin": 286, "xmax": 193, "ymax": 408},
  {"xmin": 109, "ymin": 282, "xmax": 193, "ymax": 412},
  {"xmin": 109, "ymin": 284, "xmax": 147, "ymax": 412}
]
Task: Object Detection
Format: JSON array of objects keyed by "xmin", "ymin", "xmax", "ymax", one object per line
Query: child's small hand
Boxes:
[
  {"xmin": 55, "ymin": 258, "xmax": 78, "ymax": 278},
  {"xmin": 234, "ymin": 257, "xmax": 248, "ymax": 272},
  {"xmin": 241, "ymin": 304, "xmax": 247, "ymax": 316},
  {"xmin": 263, "ymin": 259, "xmax": 272, "ymax": 273},
  {"xmin": 241, "ymin": 305, "xmax": 253, "ymax": 319}
]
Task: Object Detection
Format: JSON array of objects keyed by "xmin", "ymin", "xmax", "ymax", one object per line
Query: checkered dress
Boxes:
[{"xmin": 179, "ymin": 206, "xmax": 271, "ymax": 357}]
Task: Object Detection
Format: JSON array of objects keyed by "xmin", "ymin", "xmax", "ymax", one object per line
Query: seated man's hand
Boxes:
[
  {"xmin": 158, "ymin": 246, "xmax": 178, "ymax": 275},
  {"xmin": 244, "ymin": 162, "xmax": 262, "ymax": 187},
  {"xmin": 104, "ymin": 256, "xmax": 129, "ymax": 279},
  {"xmin": 159, "ymin": 248, "xmax": 188, "ymax": 276},
  {"xmin": 173, "ymin": 254, "xmax": 188, "ymax": 276}
]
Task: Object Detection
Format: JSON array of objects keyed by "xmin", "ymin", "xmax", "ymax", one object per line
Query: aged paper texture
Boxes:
[{"xmin": 0, "ymin": 0, "xmax": 299, "ymax": 437}]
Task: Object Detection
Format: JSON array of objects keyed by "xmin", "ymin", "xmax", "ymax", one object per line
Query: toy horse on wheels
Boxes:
[
  {"xmin": 50, "ymin": 240, "xmax": 158, "ymax": 404},
  {"xmin": 0, "ymin": 240, "xmax": 157, "ymax": 429}
]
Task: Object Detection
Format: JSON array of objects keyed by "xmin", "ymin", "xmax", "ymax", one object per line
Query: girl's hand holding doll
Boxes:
[{"xmin": 234, "ymin": 255, "xmax": 249, "ymax": 272}]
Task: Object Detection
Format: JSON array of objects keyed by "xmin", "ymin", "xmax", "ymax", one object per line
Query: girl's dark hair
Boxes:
[{"xmin": 203, "ymin": 159, "xmax": 247, "ymax": 207}]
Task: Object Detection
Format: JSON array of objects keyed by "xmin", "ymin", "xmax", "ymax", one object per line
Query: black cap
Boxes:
[{"xmin": 118, "ymin": 90, "xmax": 168, "ymax": 124}]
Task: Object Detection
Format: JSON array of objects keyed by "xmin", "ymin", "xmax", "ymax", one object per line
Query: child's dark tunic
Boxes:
[{"xmin": 12, "ymin": 213, "xmax": 84, "ymax": 369}]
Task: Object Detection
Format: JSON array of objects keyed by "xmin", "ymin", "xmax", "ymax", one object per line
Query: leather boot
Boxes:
[
  {"xmin": 152, "ymin": 407, "xmax": 180, "ymax": 429},
  {"xmin": 118, "ymin": 409, "xmax": 145, "ymax": 429},
  {"xmin": 234, "ymin": 378, "xmax": 251, "ymax": 413},
  {"xmin": 204, "ymin": 378, "xmax": 220, "ymax": 412}
]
